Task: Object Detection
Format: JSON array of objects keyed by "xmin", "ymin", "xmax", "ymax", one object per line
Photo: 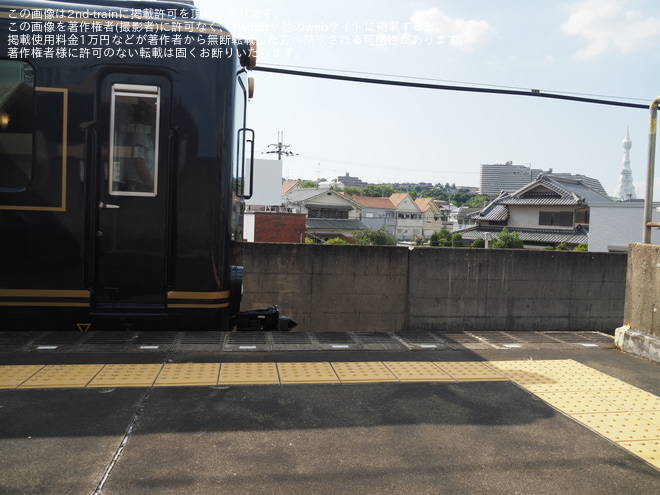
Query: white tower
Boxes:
[{"xmin": 614, "ymin": 126, "xmax": 636, "ymax": 201}]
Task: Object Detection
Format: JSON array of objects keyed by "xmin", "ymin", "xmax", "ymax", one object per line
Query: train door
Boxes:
[{"xmin": 92, "ymin": 77, "xmax": 171, "ymax": 312}]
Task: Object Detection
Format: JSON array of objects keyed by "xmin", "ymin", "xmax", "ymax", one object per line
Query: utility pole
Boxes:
[{"xmin": 264, "ymin": 131, "xmax": 298, "ymax": 160}]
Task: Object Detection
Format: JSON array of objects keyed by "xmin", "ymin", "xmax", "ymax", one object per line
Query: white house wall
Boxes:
[
  {"xmin": 508, "ymin": 205, "xmax": 577, "ymax": 229},
  {"xmin": 589, "ymin": 202, "xmax": 660, "ymax": 252}
]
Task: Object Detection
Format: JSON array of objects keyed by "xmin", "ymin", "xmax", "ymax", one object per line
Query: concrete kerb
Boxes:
[{"xmin": 615, "ymin": 325, "xmax": 660, "ymax": 364}]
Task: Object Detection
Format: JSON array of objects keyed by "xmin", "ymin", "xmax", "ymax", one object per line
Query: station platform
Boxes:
[{"xmin": 0, "ymin": 330, "xmax": 658, "ymax": 494}]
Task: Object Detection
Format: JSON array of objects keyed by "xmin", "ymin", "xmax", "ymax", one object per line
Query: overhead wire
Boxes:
[{"xmin": 253, "ymin": 64, "xmax": 649, "ymax": 109}]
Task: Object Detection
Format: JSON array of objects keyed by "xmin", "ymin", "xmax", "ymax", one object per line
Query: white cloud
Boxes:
[
  {"xmin": 562, "ymin": 0, "xmax": 660, "ymax": 60},
  {"xmin": 410, "ymin": 8, "xmax": 497, "ymax": 51}
]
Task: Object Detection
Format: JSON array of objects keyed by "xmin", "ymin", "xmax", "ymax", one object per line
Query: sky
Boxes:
[{"xmin": 194, "ymin": 0, "xmax": 660, "ymax": 198}]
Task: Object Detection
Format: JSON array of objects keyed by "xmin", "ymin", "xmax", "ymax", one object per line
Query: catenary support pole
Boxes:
[{"xmin": 643, "ymin": 97, "xmax": 660, "ymax": 243}]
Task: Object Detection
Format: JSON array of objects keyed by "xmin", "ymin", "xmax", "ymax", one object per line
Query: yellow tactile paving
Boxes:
[
  {"xmin": 331, "ymin": 361, "xmax": 398, "ymax": 383},
  {"xmin": 618, "ymin": 440, "xmax": 660, "ymax": 469},
  {"xmin": 592, "ymin": 388, "xmax": 660, "ymax": 412},
  {"xmin": 154, "ymin": 363, "xmax": 220, "ymax": 387},
  {"xmin": 277, "ymin": 362, "xmax": 340, "ymax": 384},
  {"xmin": 631, "ymin": 411, "xmax": 660, "ymax": 426},
  {"xmin": 87, "ymin": 364, "xmax": 163, "ymax": 388},
  {"xmin": 219, "ymin": 362, "xmax": 280, "ymax": 385},
  {"xmin": 571, "ymin": 412, "xmax": 660, "ymax": 442},
  {"xmin": 20, "ymin": 364, "xmax": 104, "ymax": 389},
  {"xmin": 383, "ymin": 361, "xmax": 453, "ymax": 382},
  {"xmin": 436, "ymin": 361, "xmax": 508, "ymax": 381},
  {"xmin": 0, "ymin": 365, "xmax": 45, "ymax": 389},
  {"xmin": 535, "ymin": 391, "xmax": 627, "ymax": 414}
]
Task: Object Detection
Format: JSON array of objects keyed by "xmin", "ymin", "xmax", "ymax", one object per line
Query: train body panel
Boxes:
[{"xmin": 0, "ymin": 0, "xmax": 253, "ymax": 330}]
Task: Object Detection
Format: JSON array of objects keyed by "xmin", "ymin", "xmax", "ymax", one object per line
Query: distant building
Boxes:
[
  {"xmin": 614, "ymin": 127, "xmax": 636, "ymax": 201},
  {"xmin": 244, "ymin": 212, "xmax": 307, "ymax": 243},
  {"xmin": 336, "ymin": 173, "xmax": 368, "ymax": 189},
  {"xmin": 282, "ymin": 185, "xmax": 366, "ymax": 242},
  {"xmin": 479, "ymin": 162, "xmax": 546, "ymax": 195}
]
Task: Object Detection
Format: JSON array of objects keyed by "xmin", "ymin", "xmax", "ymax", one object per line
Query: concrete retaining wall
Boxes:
[
  {"xmin": 234, "ymin": 243, "xmax": 627, "ymax": 333},
  {"xmin": 617, "ymin": 243, "xmax": 660, "ymax": 363}
]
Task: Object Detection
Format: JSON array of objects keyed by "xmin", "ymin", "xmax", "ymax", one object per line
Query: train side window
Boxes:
[
  {"xmin": 109, "ymin": 84, "xmax": 160, "ymax": 196},
  {"xmin": 0, "ymin": 60, "xmax": 34, "ymax": 190}
]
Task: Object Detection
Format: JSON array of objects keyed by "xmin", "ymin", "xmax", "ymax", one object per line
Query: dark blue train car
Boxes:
[{"xmin": 0, "ymin": 0, "xmax": 256, "ymax": 330}]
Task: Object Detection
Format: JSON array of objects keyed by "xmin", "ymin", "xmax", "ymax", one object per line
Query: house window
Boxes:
[
  {"xmin": 308, "ymin": 208, "xmax": 349, "ymax": 219},
  {"xmin": 539, "ymin": 211, "xmax": 573, "ymax": 227}
]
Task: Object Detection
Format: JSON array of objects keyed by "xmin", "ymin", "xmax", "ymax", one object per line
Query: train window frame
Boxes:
[
  {"xmin": 0, "ymin": 60, "xmax": 34, "ymax": 191},
  {"xmin": 108, "ymin": 83, "xmax": 160, "ymax": 197}
]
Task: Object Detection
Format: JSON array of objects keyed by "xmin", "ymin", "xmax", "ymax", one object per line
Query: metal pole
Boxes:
[{"xmin": 642, "ymin": 97, "xmax": 660, "ymax": 243}]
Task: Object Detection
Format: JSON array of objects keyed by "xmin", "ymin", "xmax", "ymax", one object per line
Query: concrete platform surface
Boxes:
[{"xmin": 0, "ymin": 330, "xmax": 658, "ymax": 495}]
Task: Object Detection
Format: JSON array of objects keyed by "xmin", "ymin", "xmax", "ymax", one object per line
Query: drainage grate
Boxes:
[
  {"xmin": 271, "ymin": 332, "xmax": 315, "ymax": 351},
  {"xmin": 394, "ymin": 332, "xmax": 452, "ymax": 350},
  {"xmin": 174, "ymin": 332, "xmax": 223, "ymax": 351},
  {"xmin": 30, "ymin": 332, "xmax": 89, "ymax": 350},
  {"xmin": 130, "ymin": 332, "xmax": 179, "ymax": 351},
  {"xmin": 312, "ymin": 332, "xmax": 359, "ymax": 350},
  {"xmin": 223, "ymin": 332, "xmax": 270, "ymax": 351},
  {"xmin": 352, "ymin": 332, "xmax": 408, "ymax": 351}
]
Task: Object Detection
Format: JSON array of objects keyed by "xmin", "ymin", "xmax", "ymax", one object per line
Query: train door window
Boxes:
[
  {"xmin": 0, "ymin": 60, "xmax": 34, "ymax": 190},
  {"xmin": 109, "ymin": 84, "xmax": 160, "ymax": 196},
  {"xmin": 234, "ymin": 75, "xmax": 248, "ymax": 198}
]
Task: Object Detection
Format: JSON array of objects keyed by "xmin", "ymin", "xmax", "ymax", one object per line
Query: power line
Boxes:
[
  {"xmin": 262, "ymin": 63, "xmax": 651, "ymax": 104},
  {"xmin": 253, "ymin": 65, "xmax": 649, "ymax": 110}
]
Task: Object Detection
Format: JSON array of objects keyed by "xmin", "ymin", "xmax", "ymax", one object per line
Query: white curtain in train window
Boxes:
[{"xmin": 109, "ymin": 83, "xmax": 160, "ymax": 196}]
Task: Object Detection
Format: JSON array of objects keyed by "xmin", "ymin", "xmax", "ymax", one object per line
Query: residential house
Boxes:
[
  {"xmin": 282, "ymin": 186, "xmax": 366, "ymax": 242},
  {"xmin": 455, "ymin": 174, "xmax": 612, "ymax": 248},
  {"xmin": 390, "ymin": 193, "xmax": 423, "ymax": 241},
  {"xmin": 415, "ymin": 198, "xmax": 445, "ymax": 238},
  {"xmin": 349, "ymin": 195, "xmax": 397, "ymax": 237}
]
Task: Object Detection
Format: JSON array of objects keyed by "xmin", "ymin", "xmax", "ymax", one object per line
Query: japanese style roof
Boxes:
[
  {"xmin": 469, "ymin": 203, "xmax": 509, "ymax": 221},
  {"xmin": 306, "ymin": 219, "xmax": 367, "ymax": 230},
  {"xmin": 350, "ymin": 196, "xmax": 396, "ymax": 209},
  {"xmin": 455, "ymin": 225, "xmax": 589, "ymax": 245},
  {"xmin": 469, "ymin": 174, "xmax": 612, "ymax": 220}
]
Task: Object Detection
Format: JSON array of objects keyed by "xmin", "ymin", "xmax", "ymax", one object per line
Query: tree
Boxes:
[
  {"xmin": 467, "ymin": 194, "xmax": 491, "ymax": 208},
  {"xmin": 352, "ymin": 227, "xmax": 397, "ymax": 245},
  {"xmin": 471, "ymin": 238, "xmax": 485, "ymax": 248},
  {"xmin": 430, "ymin": 226, "xmax": 452, "ymax": 246},
  {"xmin": 325, "ymin": 237, "xmax": 348, "ymax": 244},
  {"xmin": 489, "ymin": 228, "xmax": 524, "ymax": 249},
  {"xmin": 362, "ymin": 184, "xmax": 396, "ymax": 197},
  {"xmin": 450, "ymin": 233, "xmax": 463, "ymax": 247},
  {"xmin": 574, "ymin": 243, "xmax": 588, "ymax": 251}
]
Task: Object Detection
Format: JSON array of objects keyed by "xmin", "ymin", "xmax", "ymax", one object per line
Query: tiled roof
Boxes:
[
  {"xmin": 281, "ymin": 181, "xmax": 300, "ymax": 195},
  {"xmin": 389, "ymin": 193, "xmax": 409, "ymax": 207},
  {"xmin": 469, "ymin": 204, "xmax": 509, "ymax": 221},
  {"xmin": 455, "ymin": 225, "xmax": 589, "ymax": 245},
  {"xmin": 350, "ymin": 196, "xmax": 395, "ymax": 209}
]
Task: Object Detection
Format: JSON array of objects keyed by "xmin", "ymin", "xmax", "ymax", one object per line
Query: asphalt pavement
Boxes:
[{"xmin": 0, "ymin": 330, "xmax": 658, "ymax": 495}]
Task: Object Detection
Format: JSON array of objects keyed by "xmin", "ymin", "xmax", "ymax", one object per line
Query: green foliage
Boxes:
[
  {"xmin": 450, "ymin": 233, "xmax": 463, "ymax": 247},
  {"xmin": 489, "ymin": 228, "xmax": 524, "ymax": 249},
  {"xmin": 299, "ymin": 180, "xmax": 319, "ymax": 188},
  {"xmin": 471, "ymin": 238, "xmax": 485, "ymax": 248},
  {"xmin": 325, "ymin": 237, "xmax": 348, "ymax": 245},
  {"xmin": 467, "ymin": 194, "xmax": 491, "ymax": 208},
  {"xmin": 574, "ymin": 243, "xmax": 588, "ymax": 251},
  {"xmin": 361, "ymin": 184, "xmax": 397, "ymax": 197},
  {"xmin": 554, "ymin": 242, "xmax": 569, "ymax": 251},
  {"xmin": 430, "ymin": 227, "xmax": 452, "ymax": 246},
  {"xmin": 352, "ymin": 227, "xmax": 397, "ymax": 246}
]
